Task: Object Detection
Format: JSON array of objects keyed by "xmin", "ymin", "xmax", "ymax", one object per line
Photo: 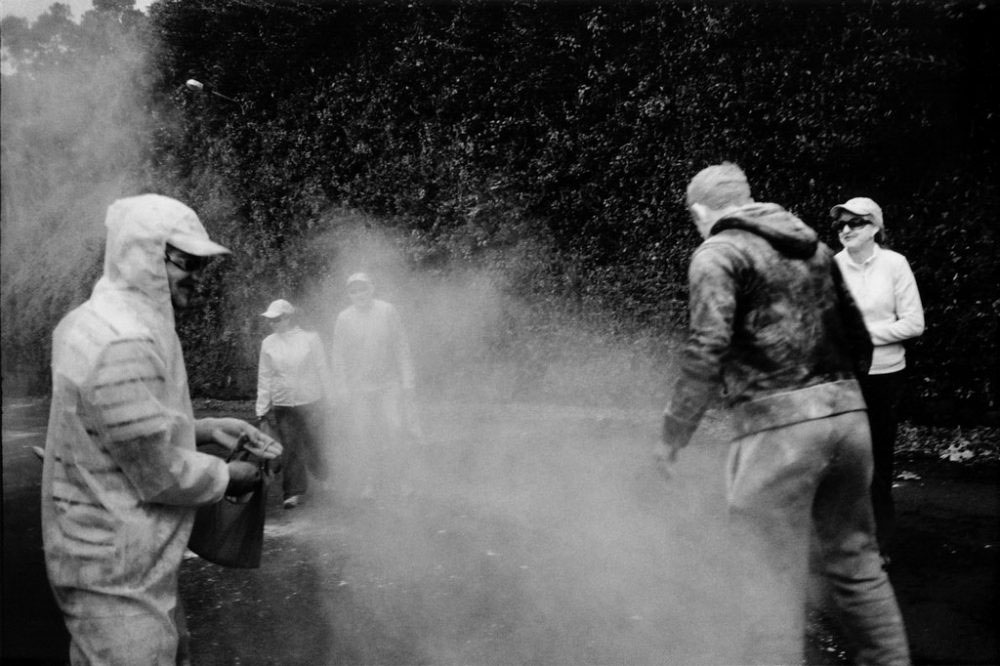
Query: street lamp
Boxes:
[{"xmin": 185, "ymin": 78, "xmax": 240, "ymax": 105}]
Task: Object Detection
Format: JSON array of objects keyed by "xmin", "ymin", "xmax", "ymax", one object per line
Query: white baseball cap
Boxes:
[
  {"xmin": 830, "ymin": 197, "xmax": 884, "ymax": 231},
  {"xmin": 346, "ymin": 272, "xmax": 373, "ymax": 287},
  {"xmin": 158, "ymin": 196, "xmax": 230, "ymax": 256},
  {"xmin": 261, "ymin": 299, "xmax": 295, "ymax": 318}
]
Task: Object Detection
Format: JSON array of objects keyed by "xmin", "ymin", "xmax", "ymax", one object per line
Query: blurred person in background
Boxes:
[
  {"xmin": 331, "ymin": 272, "xmax": 417, "ymax": 499},
  {"xmin": 831, "ymin": 197, "xmax": 924, "ymax": 561},
  {"xmin": 256, "ymin": 298, "xmax": 334, "ymax": 509},
  {"xmin": 41, "ymin": 194, "xmax": 282, "ymax": 666},
  {"xmin": 658, "ymin": 164, "xmax": 910, "ymax": 665}
]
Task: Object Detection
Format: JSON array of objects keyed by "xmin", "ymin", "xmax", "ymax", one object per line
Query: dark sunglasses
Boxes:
[
  {"xmin": 164, "ymin": 246, "xmax": 212, "ymax": 273},
  {"xmin": 831, "ymin": 217, "xmax": 871, "ymax": 232}
]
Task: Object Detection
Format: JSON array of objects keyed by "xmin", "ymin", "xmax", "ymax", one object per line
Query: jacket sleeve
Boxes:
[
  {"xmin": 662, "ymin": 244, "xmax": 737, "ymax": 446},
  {"xmin": 255, "ymin": 339, "xmax": 273, "ymax": 418},
  {"xmin": 87, "ymin": 337, "xmax": 227, "ymax": 506},
  {"xmin": 868, "ymin": 255, "xmax": 925, "ymax": 345}
]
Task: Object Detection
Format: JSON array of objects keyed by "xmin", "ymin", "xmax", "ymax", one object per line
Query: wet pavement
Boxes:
[
  {"xmin": 888, "ymin": 460, "xmax": 999, "ymax": 664},
  {"xmin": 3, "ymin": 396, "xmax": 997, "ymax": 664}
]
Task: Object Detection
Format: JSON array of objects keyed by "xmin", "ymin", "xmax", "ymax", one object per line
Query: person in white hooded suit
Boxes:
[{"xmin": 41, "ymin": 194, "xmax": 281, "ymax": 665}]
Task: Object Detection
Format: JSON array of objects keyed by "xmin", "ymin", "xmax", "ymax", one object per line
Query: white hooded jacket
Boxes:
[{"xmin": 41, "ymin": 195, "xmax": 229, "ymax": 624}]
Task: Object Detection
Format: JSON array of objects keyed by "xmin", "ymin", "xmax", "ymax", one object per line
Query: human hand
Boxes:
[
  {"xmin": 657, "ymin": 414, "xmax": 696, "ymax": 481},
  {"xmin": 209, "ymin": 417, "xmax": 283, "ymax": 460},
  {"xmin": 225, "ymin": 460, "xmax": 261, "ymax": 496},
  {"xmin": 653, "ymin": 439, "xmax": 680, "ymax": 481}
]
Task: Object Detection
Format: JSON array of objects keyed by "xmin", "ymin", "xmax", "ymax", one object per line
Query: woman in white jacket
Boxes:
[
  {"xmin": 831, "ymin": 197, "xmax": 925, "ymax": 559},
  {"xmin": 256, "ymin": 299, "xmax": 334, "ymax": 509}
]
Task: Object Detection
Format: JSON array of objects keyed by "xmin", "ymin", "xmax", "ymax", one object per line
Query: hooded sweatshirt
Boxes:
[
  {"xmin": 663, "ymin": 203, "xmax": 872, "ymax": 443},
  {"xmin": 41, "ymin": 195, "xmax": 229, "ymax": 626}
]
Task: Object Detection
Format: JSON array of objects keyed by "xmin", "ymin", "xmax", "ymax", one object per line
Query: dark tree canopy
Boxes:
[{"xmin": 2, "ymin": 0, "xmax": 998, "ymax": 421}]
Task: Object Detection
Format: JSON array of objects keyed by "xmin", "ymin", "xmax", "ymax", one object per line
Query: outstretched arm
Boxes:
[
  {"xmin": 661, "ymin": 245, "xmax": 738, "ymax": 455},
  {"xmin": 195, "ymin": 417, "xmax": 282, "ymax": 459},
  {"xmin": 87, "ymin": 338, "xmax": 227, "ymax": 506}
]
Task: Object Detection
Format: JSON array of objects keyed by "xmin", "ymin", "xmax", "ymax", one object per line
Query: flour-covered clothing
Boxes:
[
  {"xmin": 664, "ymin": 202, "xmax": 910, "ymax": 665},
  {"xmin": 41, "ymin": 195, "xmax": 230, "ymax": 665},
  {"xmin": 331, "ymin": 299, "xmax": 415, "ymax": 396},
  {"xmin": 331, "ymin": 298, "xmax": 416, "ymax": 497},
  {"xmin": 663, "ymin": 202, "xmax": 874, "ymax": 443}
]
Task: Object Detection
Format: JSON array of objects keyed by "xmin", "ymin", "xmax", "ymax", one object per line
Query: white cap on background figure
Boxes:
[
  {"xmin": 261, "ymin": 299, "xmax": 295, "ymax": 318},
  {"xmin": 346, "ymin": 272, "xmax": 373, "ymax": 287}
]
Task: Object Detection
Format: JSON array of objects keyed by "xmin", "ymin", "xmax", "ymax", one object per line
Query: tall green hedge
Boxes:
[{"xmin": 2, "ymin": 0, "xmax": 997, "ymax": 422}]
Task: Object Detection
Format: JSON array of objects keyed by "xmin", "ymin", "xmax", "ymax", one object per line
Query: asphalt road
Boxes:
[{"xmin": 3, "ymin": 396, "xmax": 997, "ymax": 665}]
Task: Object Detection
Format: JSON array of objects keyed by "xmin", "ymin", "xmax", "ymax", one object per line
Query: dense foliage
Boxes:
[{"xmin": 2, "ymin": 0, "xmax": 997, "ymax": 422}]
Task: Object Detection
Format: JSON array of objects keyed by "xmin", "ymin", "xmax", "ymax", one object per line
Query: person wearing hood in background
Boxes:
[
  {"xmin": 41, "ymin": 194, "xmax": 282, "ymax": 666},
  {"xmin": 658, "ymin": 163, "xmax": 910, "ymax": 665},
  {"xmin": 256, "ymin": 298, "xmax": 334, "ymax": 509},
  {"xmin": 831, "ymin": 197, "xmax": 924, "ymax": 563},
  {"xmin": 331, "ymin": 272, "xmax": 417, "ymax": 500}
]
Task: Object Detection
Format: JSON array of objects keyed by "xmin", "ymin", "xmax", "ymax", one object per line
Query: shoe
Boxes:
[{"xmin": 283, "ymin": 495, "xmax": 302, "ymax": 509}]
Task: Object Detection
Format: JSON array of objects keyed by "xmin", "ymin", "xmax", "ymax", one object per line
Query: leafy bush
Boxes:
[{"xmin": 2, "ymin": 0, "xmax": 997, "ymax": 423}]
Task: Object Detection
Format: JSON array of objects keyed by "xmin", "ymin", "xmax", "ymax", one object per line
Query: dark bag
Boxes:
[{"xmin": 189, "ymin": 442, "xmax": 272, "ymax": 569}]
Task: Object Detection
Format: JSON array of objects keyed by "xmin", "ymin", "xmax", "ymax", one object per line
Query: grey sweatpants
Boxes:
[{"xmin": 726, "ymin": 410, "xmax": 910, "ymax": 666}]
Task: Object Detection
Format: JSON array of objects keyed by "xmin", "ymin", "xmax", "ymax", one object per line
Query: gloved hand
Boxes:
[
  {"xmin": 653, "ymin": 439, "xmax": 678, "ymax": 481},
  {"xmin": 225, "ymin": 460, "xmax": 261, "ymax": 496}
]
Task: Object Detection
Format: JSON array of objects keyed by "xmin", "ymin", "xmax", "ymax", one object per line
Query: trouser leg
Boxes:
[
  {"xmin": 275, "ymin": 406, "xmax": 308, "ymax": 498},
  {"xmin": 345, "ymin": 393, "xmax": 381, "ymax": 496},
  {"xmin": 63, "ymin": 592, "xmax": 179, "ymax": 665},
  {"xmin": 173, "ymin": 595, "xmax": 190, "ymax": 666},
  {"xmin": 726, "ymin": 423, "xmax": 823, "ymax": 665},
  {"xmin": 361, "ymin": 394, "xmax": 380, "ymax": 494},
  {"xmin": 860, "ymin": 372, "xmax": 904, "ymax": 552},
  {"xmin": 300, "ymin": 401, "xmax": 330, "ymax": 483},
  {"xmin": 376, "ymin": 385, "xmax": 407, "ymax": 494},
  {"xmin": 814, "ymin": 411, "xmax": 910, "ymax": 666}
]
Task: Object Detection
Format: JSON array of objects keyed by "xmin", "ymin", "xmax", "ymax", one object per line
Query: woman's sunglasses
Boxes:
[
  {"xmin": 831, "ymin": 217, "xmax": 871, "ymax": 232},
  {"xmin": 164, "ymin": 245, "xmax": 212, "ymax": 272}
]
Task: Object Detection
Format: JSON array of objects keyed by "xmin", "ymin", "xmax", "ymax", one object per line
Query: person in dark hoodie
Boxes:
[{"xmin": 658, "ymin": 163, "xmax": 910, "ymax": 665}]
